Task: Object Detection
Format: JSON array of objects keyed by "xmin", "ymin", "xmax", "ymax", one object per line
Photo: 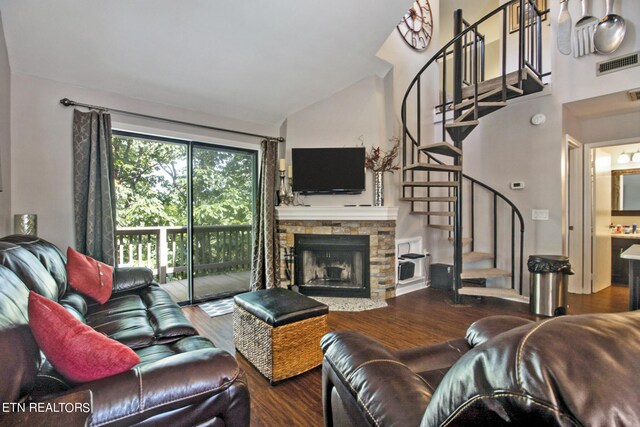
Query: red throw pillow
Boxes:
[
  {"xmin": 66, "ymin": 247, "xmax": 113, "ymax": 304},
  {"xmin": 28, "ymin": 291, "xmax": 140, "ymax": 383}
]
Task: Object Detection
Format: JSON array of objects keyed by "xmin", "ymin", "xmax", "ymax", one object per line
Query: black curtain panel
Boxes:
[
  {"xmin": 250, "ymin": 139, "xmax": 279, "ymax": 290},
  {"xmin": 72, "ymin": 109, "xmax": 116, "ymax": 265}
]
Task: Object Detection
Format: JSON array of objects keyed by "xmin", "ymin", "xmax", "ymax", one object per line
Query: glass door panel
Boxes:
[
  {"xmin": 112, "ymin": 133, "xmax": 190, "ymax": 303},
  {"xmin": 191, "ymin": 144, "xmax": 256, "ymax": 301}
]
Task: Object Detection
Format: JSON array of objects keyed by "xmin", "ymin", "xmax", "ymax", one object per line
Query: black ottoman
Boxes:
[{"xmin": 233, "ymin": 288, "xmax": 329, "ymax": 383}]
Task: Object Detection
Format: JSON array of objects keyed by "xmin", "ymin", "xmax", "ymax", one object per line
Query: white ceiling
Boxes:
[{"xmin": 0, "ymin": 1, "xmax": 412, "ymax": 126}]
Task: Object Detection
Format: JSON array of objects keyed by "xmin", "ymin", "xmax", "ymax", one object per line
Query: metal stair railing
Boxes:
[
  {"xmin": 422, "ymin": 152, "xmax": 525, "ymax": 295},
  {"xmin": 401, "ymin": 0, "xmax": 548, "ymax": 179},
  {"xmin": 401, "ymin": 0, "xmax": 547, "ymax": 302}
]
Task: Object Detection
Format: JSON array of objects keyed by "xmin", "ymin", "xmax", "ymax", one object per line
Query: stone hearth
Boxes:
[{"xmin": 276, "ymin": 206, "xmax": 398, "ymax": 299}]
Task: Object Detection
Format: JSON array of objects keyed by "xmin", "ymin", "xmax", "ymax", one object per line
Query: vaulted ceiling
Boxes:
[{"xmin": 0, "ymin": 1, "xmax": 413, "ymax": 126}]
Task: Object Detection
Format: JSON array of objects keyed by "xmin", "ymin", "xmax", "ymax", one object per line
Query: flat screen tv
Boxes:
[{"xmin": 292, "ymin": 147, "xmax": 365, "ymax": 195}]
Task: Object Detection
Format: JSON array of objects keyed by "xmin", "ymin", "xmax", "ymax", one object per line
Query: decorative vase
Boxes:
[
  {"xmin": 373, "ymin": 171, "xmax": 384, "ymax": 206},
  {"xmin": 14, "ymin": 214, "xmax": 37, "ymax": 236}
]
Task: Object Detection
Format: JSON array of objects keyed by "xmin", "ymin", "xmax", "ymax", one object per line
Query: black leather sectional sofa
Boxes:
[
  {"xmin": 0, "ymin": 234, "xmax": 249, "ymax": 426},
  {"xmin": 322, "ymin": 311, "xmax": 640, "ymax": 426}
]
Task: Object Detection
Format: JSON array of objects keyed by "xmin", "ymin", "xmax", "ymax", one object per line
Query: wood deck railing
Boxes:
[{"xmin": 115, "ymin": 225, "xmax": 252, "ymax": 283}]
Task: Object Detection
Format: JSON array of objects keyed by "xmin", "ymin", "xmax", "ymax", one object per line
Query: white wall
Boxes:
[
  {"xmin": 0, "ymin": 13, "xmax": 10, "ymax": 236},
  {"xmin": 579, "ymin": 112, "xmax": 640, "ymax": 145},
  {"xmin": 282, "ymin": 1, "xmax": 447, "ymax": 245},
  {"xmin": 464, "ymin": 94, "xmax": 563, "ymax": 289},
  {"xmin": 441, "ymin": 0, "xmax": 501, "ymax": 43},
  {"xmin": 10, "ymin": 73, "xmax": 277, "ymax": 250},
  {"xmin": 552, "ymin": 0, "xmax": 640, "ymax": 104},
  {"xmin": 283, "ymin": 76, "xmax": 389, "ymax": 207}
]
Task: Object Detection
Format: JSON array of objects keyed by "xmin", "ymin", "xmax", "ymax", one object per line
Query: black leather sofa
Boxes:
[
  {"xmin": 322, "ymin": 311, "xmax": 640, "ymax": 426},
  {"xmin": 0, "ymin": 235, "xmax": 249, "ymax": 426}
]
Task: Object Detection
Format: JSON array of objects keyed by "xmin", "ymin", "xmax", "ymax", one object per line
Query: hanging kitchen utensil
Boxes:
[
  {"xmin": 574, "ymin": 0, "xmax": 598, "ymax": 57},
  {"xmin": 593, "ymin": 0, "xmax": 626, "ymax": 54},
  {"xmin": 557, "ymin": 0, "xmax": 573, "ymax": 55}
]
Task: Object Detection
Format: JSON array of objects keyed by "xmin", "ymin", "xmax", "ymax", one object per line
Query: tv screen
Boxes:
[{"xmin": 292, "ymin": 147, "xmax": 365, "ymax": 194}]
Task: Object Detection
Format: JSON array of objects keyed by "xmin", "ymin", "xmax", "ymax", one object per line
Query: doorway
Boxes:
[
  {"xmin": 581, "ymin": 138, "xmax": 640, "ymax": 299},
  {"xmin": 112, "ymin": 131, "xmax": 257, "ymax": 305}
]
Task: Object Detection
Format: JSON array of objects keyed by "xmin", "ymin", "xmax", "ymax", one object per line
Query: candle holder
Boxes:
[
  {"xmin": 285, "ymin": 177, "xmax": 295, "ymax": 205},
  {"xmin": 278, "ymin": 170, "xmax": 288, "ymax": 205}
]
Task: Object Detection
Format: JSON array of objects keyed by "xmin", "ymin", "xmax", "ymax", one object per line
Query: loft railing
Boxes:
[
  {"xmin": 401, "ymin": 0, "xmax": 548, "ymax": 159},
  {"xmin": 115, "ymin": 224, "xmax": 252, "ymax": 284}
]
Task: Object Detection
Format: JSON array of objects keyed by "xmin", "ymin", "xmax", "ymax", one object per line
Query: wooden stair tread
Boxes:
[
  {"xmin": 454, "ymin": 101, "xmax": 508, "ymax": 123},
  {"xmin": 454, "ymin": 101, "xmax": 508, "ymax": 111},
  {"xmin": 449, "ymin": 237, "xmax": 473, "ymax": 245},
  {"xmin": 458, "ymin": 287, "xmax": 529, "ymax": 303},
  {"xmin": 404, "ymin": 163, "xmax": 462, "ymax": 172},
  {"xmin": 410, "ymin": 211, "xmax": 455, "ymax": 216},
  {"xmin": 417, "ymin": 142, "xmax": 462, "ymax": 157},
  {"xmin": 455, "ymin": 86, "xmax": 522, "ymax": 109},
  {"xmin": 446, "ymin": 121, "xmax": 479, "ymax": 141},
  {"xmin": 427, "ymin": 224, "xmax": 454, "ymax": 231},
  {"xmin": 461, "ymin": 68, "xmax": 543, "ymax": 100},
  {"xmin": 463, "ymin": 252, "xmax": 494, "ymax": 262},
  {"xmin": 461, "ymin": 268, "xmax": 511, "ymax": 279},
  {"xmin": 400, "ymin": 196, "xmax": 456, "ymax": 202},
  {"xmin": 403, "ymin": 181, "xmax": 459, "ymax": 187},
  {"xmin": 445, "ymin": 120, "xmax": 479, "ymax": 128}
]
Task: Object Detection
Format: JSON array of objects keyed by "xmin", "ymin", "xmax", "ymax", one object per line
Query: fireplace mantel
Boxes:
[{"xmin": 276, "ymin": 206, "xmax": 398, "ymax": 221}]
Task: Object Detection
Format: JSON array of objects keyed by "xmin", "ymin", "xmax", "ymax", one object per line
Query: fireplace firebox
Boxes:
[{"xmin": 294, "ymin": 234, "xmax": 370, "ymax": 298}]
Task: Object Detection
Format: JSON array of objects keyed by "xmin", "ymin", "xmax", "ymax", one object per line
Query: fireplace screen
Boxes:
[{"xmin": 294, "ymin": 234, "xmax": 369, "ymax": 298}]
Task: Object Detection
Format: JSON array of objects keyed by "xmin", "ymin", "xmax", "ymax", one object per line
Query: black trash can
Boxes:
[{"xmin": 528, "ymin": 255, "xmax": 574, "ymax": 316}]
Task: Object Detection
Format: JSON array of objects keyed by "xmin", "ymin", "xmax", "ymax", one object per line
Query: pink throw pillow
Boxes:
[
  {"xmin": 66, "ymin": 247, "xmax": 113, "ymax": 304},
  {"xmin": 28, "ymin": 291, "xmax": 140, "ymax": 383}
]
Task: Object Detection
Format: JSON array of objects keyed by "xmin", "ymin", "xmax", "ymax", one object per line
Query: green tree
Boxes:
[
  {"xmin": 112, "ymin": 136, "xmax": 254, "ymax": 228},
  {"xmin": 192, "ymin": 148, "xmax": 254, "ymax": 225}
]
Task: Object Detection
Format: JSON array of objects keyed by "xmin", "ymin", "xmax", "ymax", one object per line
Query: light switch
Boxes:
[{"xmin": 532, "ymin": 209, "xmax": 549, "ymax": 220}]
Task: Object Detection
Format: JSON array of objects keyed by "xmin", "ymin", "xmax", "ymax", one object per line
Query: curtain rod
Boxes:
[{"xmin": 59, "ymin": 98, "xmax": 284, "ymax": 142}]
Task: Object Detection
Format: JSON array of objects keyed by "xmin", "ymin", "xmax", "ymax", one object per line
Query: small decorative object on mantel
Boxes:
[
  {"xmin": 363, "ymin": 137, "xmax": 400, "ymax": 207},
  {"xmin": 278, "ymin": 159, "xmax": 295, "ymax": 206}
]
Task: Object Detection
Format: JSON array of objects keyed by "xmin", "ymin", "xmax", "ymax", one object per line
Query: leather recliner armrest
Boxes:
[
  {"xmin": 321, "ymin": 331, "xmax": 432, "ymax": 427},
  {"xmin": 465, "ymin": 315, "xmax": 533, "ymax": 347},
  {"xmin": 71, "ymin": 348, "xmax": 249, "ymax": 426},
  {"xmin": 112, "ymin": 267, "xmax": 154, "ymax": 293}
]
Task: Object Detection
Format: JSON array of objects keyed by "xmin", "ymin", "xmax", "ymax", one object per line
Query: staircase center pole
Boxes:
[{"xmin": 453, "ymin": 9, "xmax": 464, "ymax": 304}]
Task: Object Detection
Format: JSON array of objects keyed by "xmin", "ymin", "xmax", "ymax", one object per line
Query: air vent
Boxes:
[{"xmin": 596, "ymin": 51, "xmax": 639, "ymax": 76}]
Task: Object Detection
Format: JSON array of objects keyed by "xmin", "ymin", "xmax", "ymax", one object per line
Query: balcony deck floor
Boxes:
[{"xmin": 161, "ymin": 270, "xmax": 251, "ymax": 303}]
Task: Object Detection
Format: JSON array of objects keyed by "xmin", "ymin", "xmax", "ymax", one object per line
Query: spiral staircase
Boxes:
[{"xmin": 400, "ymin": 0, "xmax": 549, "ymax": 303}]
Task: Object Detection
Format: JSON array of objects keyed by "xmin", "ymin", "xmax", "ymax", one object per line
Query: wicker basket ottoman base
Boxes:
[{"xmin": 233, "ymin": 288, "xmax": 329, "ymax": 384}]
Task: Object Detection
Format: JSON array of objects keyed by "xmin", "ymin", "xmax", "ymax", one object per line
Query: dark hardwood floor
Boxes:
[{"xmin": 182, "ymin": 287, "xmax": 629, "ymax": 427}]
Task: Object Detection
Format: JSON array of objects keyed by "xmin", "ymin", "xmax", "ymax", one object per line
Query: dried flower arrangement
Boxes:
[{"xmin": 363, "ymin": 137, "xmax": 400, "ymax": 173}]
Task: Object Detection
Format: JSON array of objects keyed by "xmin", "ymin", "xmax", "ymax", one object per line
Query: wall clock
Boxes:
[{"xmin": 397, "ymin": 0, "xmax": 433, "ymax": 51}]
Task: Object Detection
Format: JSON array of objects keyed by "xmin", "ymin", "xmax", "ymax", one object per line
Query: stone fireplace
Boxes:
[
  {"xmin": 276, "ymin": 206, "xmax": 398, "ymax": 299},
  {"xmin": 295, "ymin": 234, "xmax": 370, "ymax": 297}
]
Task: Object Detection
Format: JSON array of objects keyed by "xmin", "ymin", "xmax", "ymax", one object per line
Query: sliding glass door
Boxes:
[
  {"xmin": 191, "ymin": 144, "xmax": 255, "ymax": 301},
  {"xmin": 112, "ymin": 131, "xmax": 256, "ymax": 304}
]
